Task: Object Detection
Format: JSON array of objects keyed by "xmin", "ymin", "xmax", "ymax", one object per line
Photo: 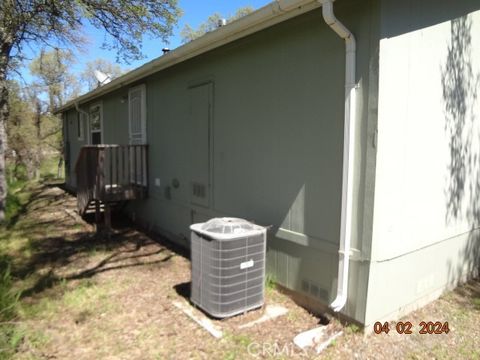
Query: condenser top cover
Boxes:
[{"xmin": 190, "ymin": 217, "xmax": 265, "ymax": 240}]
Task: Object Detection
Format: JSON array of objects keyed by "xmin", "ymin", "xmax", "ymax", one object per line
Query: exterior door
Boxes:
[
  {"xmin": 128, "ymin": 85, "xmax": 147, "ymax": 184},
  {"xmin": 189, "ymin": 82, "xmax": 212, "ymax": 208}
]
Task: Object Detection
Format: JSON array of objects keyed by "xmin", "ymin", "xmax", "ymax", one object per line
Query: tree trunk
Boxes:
[
  {"xmin": 35, "ymin": 99, "xmax": 41, "ymax": 139},
  {"xmin": 0, "ymin": 76, "xmax": 9, "ymax": 222},
  {"xmin": 0, "ymin": 41, "xmax": 11, "ymax": 223},
  {"xmin": 48, "ymin": 92, "xmax": 55, "ymax": 115},
  {"xmin": 34, "ymin": 98, "xmax": 42, "ymax": 179}
]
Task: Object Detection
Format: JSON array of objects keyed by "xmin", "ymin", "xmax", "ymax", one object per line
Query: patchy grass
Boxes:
[
  {"xmin": 4, "ymin": 178, "xmax": 29, "ymax": 226},
  {"xmin": 0, "ymin": 260, "xmax": 22, "ymax": 360},
  {"xmin": 0, "ymin": 165, "xmax": 34, "ymax": 358},
  {"xmin": 1, "ymin": 182, "xmax": 322, "ymax": 359},
  {"xmin": 344, "ymin": 323, "xmax": 360, "ymax": 335},
  {"xmin": 39, "ymin": 154, "xmax": 63, "ymax": 182},
  {"xmin": 221, "ymin": 332, "xmax": 254, "ymax": 360},
  {"xmin": 265, "ymin": 273, "xmax": 277, "ymax": 292},
  {"xmin": 322, "ymin": 279, "xmax": 480, "ymax": 359},
  {"xmin": 1, "ymin": 178, "xmax": 480, "ymax": 359},
  {"xmin": 473, "ymin": 297, "xmax": 480, "ymax": 310},
  {"xmin": 0, "ymin": 261, "xmax": 19, "ymax": 320},
  {"xmin": 0, "ymin": 156, "xmax": 72, "ymax": 358}
]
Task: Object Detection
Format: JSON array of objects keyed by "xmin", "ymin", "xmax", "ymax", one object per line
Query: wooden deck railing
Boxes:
[{"xmin": 75, "ymin": 144, "xmax": 148, "ymax": 215}]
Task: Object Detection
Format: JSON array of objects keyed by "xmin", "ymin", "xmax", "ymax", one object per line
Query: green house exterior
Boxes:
[{"xmin": 59, "ymin": 0, "xmax": 480, "ymax": 327}]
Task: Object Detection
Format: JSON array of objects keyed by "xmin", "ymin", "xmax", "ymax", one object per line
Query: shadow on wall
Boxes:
[{"xmin": 442, "ymin": 14, "xmax": 480, "ymax": 284}]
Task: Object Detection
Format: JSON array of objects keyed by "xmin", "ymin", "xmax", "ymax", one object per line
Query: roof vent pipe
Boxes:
[{"xmin": 318, "ymin": 0, "xmax": 357, "ymax": 313}]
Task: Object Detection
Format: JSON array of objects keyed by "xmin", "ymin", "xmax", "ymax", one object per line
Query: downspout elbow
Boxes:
[
  {"xmin": 320, "ymin": 0, "xmax": 354, "ymax": 42},
  {"xmin": 321, "ymin": 0, "xmax": 356, "ymax": 84},
  {"xmin": 74, "ymin": 102, "xmax": 88, "ymax": 117}
]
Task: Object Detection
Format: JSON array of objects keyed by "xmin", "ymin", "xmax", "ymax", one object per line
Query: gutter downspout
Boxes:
[{"xmin": 319, "ymin": 0, "xmax": 357, "ymax": 312}]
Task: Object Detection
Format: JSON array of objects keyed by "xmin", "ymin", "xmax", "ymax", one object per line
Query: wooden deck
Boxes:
[{"xmin": 75, "ymin": 144, "xmax": 148, "ymax": 221}]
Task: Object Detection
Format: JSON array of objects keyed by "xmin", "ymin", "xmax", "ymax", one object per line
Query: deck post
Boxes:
[
  {"xmin": 95, "ymin": 200, "xmax": 101, "ymax": 231},
  {"xmin": 104, "ymin": 204, "xmax": 112, "ymax": 238}
]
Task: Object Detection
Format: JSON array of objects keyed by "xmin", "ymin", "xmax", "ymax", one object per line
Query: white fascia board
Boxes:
[{"xmin": 55, "ymin": 0, "xmax": 321, "ymax": 114}]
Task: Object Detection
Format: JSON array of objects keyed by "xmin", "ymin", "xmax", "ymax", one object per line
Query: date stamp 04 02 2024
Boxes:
[{"xmin": 373, "ymin": 321, "xmax": 450, "ymax": 335}]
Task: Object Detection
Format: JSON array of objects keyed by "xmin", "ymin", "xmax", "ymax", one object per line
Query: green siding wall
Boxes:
[
  {"xmin": 64, "ymin": 108, "xmax": 86, "ymax": 189},
  {"xmin": 61, "ymin": 0, "xmax": 480, "ymax": 326},
  {"xmin": 63, "ymin": 2, "xmax": 380, "ymax": 324},
  {"xmin": 367, "ymin": 0, "xmax": 480, "ymax": 326},
  {"xmin": 102, "ymin": 90, "xmax": 129, "ymax": 145}
]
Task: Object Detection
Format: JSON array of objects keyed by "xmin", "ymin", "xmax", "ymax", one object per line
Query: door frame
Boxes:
[{"xmin": 128, "ymin": 84, "xmax": 147, "ymax": 145}]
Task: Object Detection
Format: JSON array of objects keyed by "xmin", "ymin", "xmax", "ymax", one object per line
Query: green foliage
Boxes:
[
  {"xmin": 181, "ymin": 6, "xmax": 254, "ymax": 43},
  {"xmin": 39, "ymin": 155, "xmax": 63, "ymax": 181},
  {"xmin": 1, "ymin": 1, "xmax": 181, "ymax": 65},
  {"xmin": 1, "ymin": 0, "xmax": 181, "ymax": 222},
  {"xmin": 0, "ymin": 257, "xmax": 22, "ymax": 359},
  {"xmin": 40, "ymin": 113, "xmax": 63, "ymax": 152},
  {"xmin": 81, "ymin": 58, "xmax": 126, "ymax": 91},
  {"xmin": 5, "ymin": 80, "xmax": 42, "ymax": 181},
  {"xmin": 29, "ymin": 49, "xmax": 80, "ymax": 111},
  {"xmin": 473, "ymin": 297, "xmax": 480, "ymax": 310},
  {"xmin": 5, "ymin": 187, "xmax": 23, "ymax": 225},
  {"xmin": 5, "ymin": 155, "xmax": 59, "ymax": 225},
  {"xmin": 6, "ymin": 78, "xmax": 63, "ymax": 185},
  {"xmin": 8, "ymin": 163, "xmax": 28, "ymax": 183},
  {"xmin": 0, "ymin": 259, "xmax": 19, "ymax": 322},
  {"xmin": 5, "ymin": 163, "xmax": 28, "ymax": 224},
  {"xmin": 265, "ymin": 273, "xmax": 277, "ymax": 292},
  {"xmin": 28, "ymin": 50, "xmax": 75, "ymax": 159},
  {"xmin": 345, "ymin": 323, "xmax": 361, "ymax": 334}
]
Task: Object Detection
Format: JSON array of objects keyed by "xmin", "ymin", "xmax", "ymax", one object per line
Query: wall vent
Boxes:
[
  {"xmin": 192, "ymin": 182, "xmax": 206, "ymax": 198},
  {"xmin": 302, "ymin": 279, "xmax": 329, "ymax": 302}
]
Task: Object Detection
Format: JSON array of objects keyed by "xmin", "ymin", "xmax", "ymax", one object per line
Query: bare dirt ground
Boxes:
[
  {"xmin": 3, "ymin": 183, "xmax": 480, "ymax": 359},
  {"xmin": 322, "ymin": 280, "xmax": 480, "ymax": 359}
]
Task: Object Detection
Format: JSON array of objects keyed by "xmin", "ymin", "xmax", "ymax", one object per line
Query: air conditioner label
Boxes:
[{"xmin": 240, "ymin": 259, "xmax": 254, "ymax": 270}]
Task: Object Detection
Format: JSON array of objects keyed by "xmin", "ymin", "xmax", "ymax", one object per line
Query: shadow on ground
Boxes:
[
  {"xmin": 9, "ymin": 184, "xmax": 189, "ymax": 301},
  {"xmin": 174, "ymin": 281, "xmax": 191, "ymax": 300}
]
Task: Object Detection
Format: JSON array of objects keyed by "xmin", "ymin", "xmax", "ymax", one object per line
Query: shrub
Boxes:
[{"xmin": 0, "ymin": 257, "xmax": 21, "ymax": 358}]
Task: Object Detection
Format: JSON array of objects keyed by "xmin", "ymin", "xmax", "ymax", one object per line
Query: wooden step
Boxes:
[{"xmin": 83, "ymin": 200, "xmax": 124, "ymax": 214}]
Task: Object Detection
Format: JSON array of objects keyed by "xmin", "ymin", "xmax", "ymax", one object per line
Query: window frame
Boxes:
[
  {"xmin": 128, "ymin": 84, "xmax": 147, "ymax": 145},
  {"xmin": 89, "ymin": 102, "xmax": 103, "ymax": 145}
]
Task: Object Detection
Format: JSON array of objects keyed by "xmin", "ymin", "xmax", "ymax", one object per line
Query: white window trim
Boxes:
[
  {"xmin": 89, "ymin": 102, "xmax": 103, "ymax": 145},
  {"xmin": 128, "ymin": 84, "xmax": 147, "ymax": 145}
]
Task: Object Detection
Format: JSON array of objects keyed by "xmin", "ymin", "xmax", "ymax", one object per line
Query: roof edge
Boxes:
[{"xmin": 56, "ymin": 0, "xmax": 321, "ymax": 113}]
